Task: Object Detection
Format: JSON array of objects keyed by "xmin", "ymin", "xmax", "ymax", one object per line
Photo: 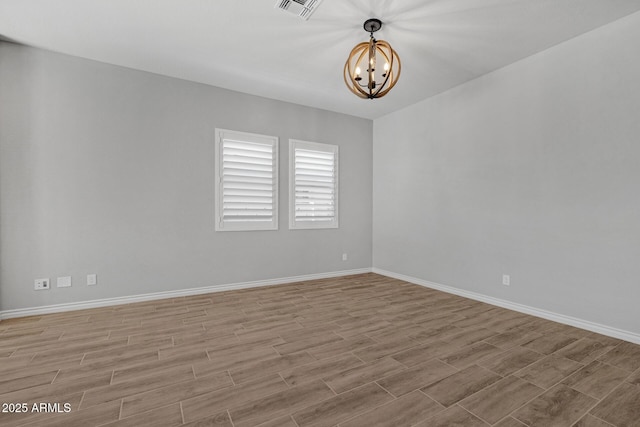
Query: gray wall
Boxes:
[
  {"xmin": 373, "ymin": 12, "xmax": 640, "ymax": 335},
  {"xmin": 0, "ymin": 42, "xmax": 373, "ymax": 311}
]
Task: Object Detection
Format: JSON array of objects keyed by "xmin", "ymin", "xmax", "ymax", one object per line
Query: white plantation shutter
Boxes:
[
  {"xmin": 289, "ymin": 140, "xmax": 339, "ymax": 229},
  {"xmin": 215, "ymin": 129, "xmax": 278, "ymax": 231}
]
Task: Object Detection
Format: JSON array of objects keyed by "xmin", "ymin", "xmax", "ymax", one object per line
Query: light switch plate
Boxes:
[
  {"xmin": 87, "ymin": 274, "xmax": 97, "ymax": 286},
  {"xmin": 57, "ymin": 276, "xmax": 72, "ymax": 288}
]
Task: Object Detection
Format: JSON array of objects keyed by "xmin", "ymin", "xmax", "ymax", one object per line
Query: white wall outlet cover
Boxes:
[
  {"xmin": 57, "ymin": 276, "xmax": 72, "ymax": 288},
  {"xmin": 502, "ymin": 274, "xmax": 510, "ymax": 286},
  {"xmin": 87, "ymin": 274, "xmax": 97, "ymax": 286},
  {"xmin": 34, "ymin": 278, "xmax": 50, "ymax": 290},
  {"xmin": 342, "ymin": 253, "xmax": 348, "ymax": 261}
]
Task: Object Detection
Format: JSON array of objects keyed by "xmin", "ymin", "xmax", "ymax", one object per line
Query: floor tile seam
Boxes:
[
  {"xmin": 333, "ymin": 330, "xmax": 358, "ymax": 341},
  {"xmin": 123, "ymin": 373, "xmax": 237, "ymax": 419},
  {"xmin": 526, "ymin": 363, "xmax": 590, "ymax": 392},
  {"xmin": 118, "ymin": 398, "xmax": 124, "ymax": 421},
  {"xmin": 77, "ymin": 390, "xmax": 87, "ymax": 411},
  {"xmin": 330, "ymin": 390, "xmax": 419, "ymax": 427},
  {"xmin": 478, "ymin": 338, "xmax": 542, "ymax": 353},
  {"xmin": 289, "ymin": 414, "xmax": 301, "ymax": 427},
  {"xmin": 178, "ymin": 401, "xmax": 186, "ymax": 424},
  {"xmin": 229, "ymin": 359, "xmax": 309, "ymax": 386},
  {"xmin": 277, "ymin": 352, "xmax": 352, "ymax": 384},
  {"xmin": 347, "ymin": 351, "xmax": 367, "ymax": 364},
  {"xmin": 433, "ymin": 356, "xmax": 463, "ymax": 372},
  {"xmin": 596, "ymin": 359, "xmax": 639, "ymax": 376},
  {"xmin": 418, "ymin": 364, "xmax": 503, "ymax": 408},
  {"xmin": 513, "ymin": 380, "xmax": 590, "ymax": 419},
  {"xmin": 391, "ymin": 353, "xmax": 426, "ymax": 369},
  {"xmin": 193, "ymin": 375, "xmax": 322, "ymax": 423},
  {"xmin": 550, "ymin": 350, "xmax": 611, "ymax": 366},
  {"xmin": 4, "ymin": 340, "xmax": 75, "ymax": 356},
  {"xmin": 595, "ymin": 356, "xmax": 639, "ymax": 374},
  {"xmin": 81, "ymin": 346, "xmax": 164, "ymax": 366},
  {"xmin": 438, "ymin": 343, "xmax": 502, "ymax": 376},
  {"xmin": 560, "ymin": 379, "xmax": 608, "ymax": 402},
  {"xmin": 452, "ymin": 403, "xmax": 494, "ymax": 426},
  {"xmin": 0, "ymin": 375, "xmax": 56, "ymax": 397},
  {"xmin": 623, "ymin": 368, "xmax": 640, "ymax": 386},
  {"xmin": 492, "ymin": 415, "xmax": 527, "ymax": 426},
  {"xmin": 321, "ymin": 378, "xmax": 339, "ymax": 396},
  {"xmin": 458, "ymin": 376, "xmax": 546, "ymax": 425},
  {"xmin": 477, "ymin": 359, "xmax": 520, "ymax": 377},
  {"xmin": 56, "ymin": 356, "xmax": 118, "ymax": 381},
  {"xmin": 507, "ymin": 354, "xmax": 586, "ymax": 383},
  {"xmin": 25, "ymin": 340, "xmax": 129, "ymax": 360},
  {"xmin": 79, "ymin": 372, "xmax": 197, "ymax": 410},
  {"xmin": 277, "ymin": 372, "xmax": 291, "ymax": 388},
  {"xmin": 417, "ymin": 387, "xmax": 446, "ymax": 408},
  {"xmin": 587, "ymin": 379, "xmax": 638, "ymax": 416},
  {"xmin": 7, "ymin": 345, "xmax": 73, "ymax": 361},
  {"xmin": 575, "ymin": 387, "xmax": 616, "ymax": 425},
  {"xmin": 50, "ymin": 369, "xmax": 61, "ymax": 385},
  {"xmin": 371, "ymin": 379, "xmax": 398, "ymax": 399},
  {"xmin": 381, "ymin": 340, "xmax": 427, "ymax": 362},
  {"xmin": 586, "ymin": 412, "xmax": 617, "ymax": 427},
  {"xmin": 288, "ymin": 381, "xmax": 395, "ymax": 427},
  {"xmin": 334, "ymin": 357, "xmax": 408, "ymax": 390},
  {"xmin": 414, "ymin": 386, "xmax": 449, "ymax": 407},
  {"xmin": 227, "ymin": 369, "xmax": 237, "ymax": 386}
]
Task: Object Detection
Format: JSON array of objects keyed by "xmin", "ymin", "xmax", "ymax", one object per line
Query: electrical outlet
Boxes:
[
  {"xmin": 87, "ymin": 274, "xmax": 97, "ymax": 286},
  {"xmin": 57, "ymin": 276, "xmax": 72, "ymax": 288},
  {"xmin": 34, "ymin": 278, "xmax": 50, "ymax": 290},
  {"xmin": 342, "ymin": 253, "xmax": 348, "ymax": 261},
  {"xmin": 502, "ymin": 274, "xmax": 510, "ymax": 286}
]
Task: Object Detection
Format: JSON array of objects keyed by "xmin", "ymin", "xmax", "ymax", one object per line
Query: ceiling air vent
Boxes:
[{"xmin": 275, "ymin": 0, "xmax": 324, "ymax": 21}]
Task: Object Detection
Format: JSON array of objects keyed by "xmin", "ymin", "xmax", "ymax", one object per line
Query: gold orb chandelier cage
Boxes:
[{"xmin": 344, "ymin": 18, "xmax": 401, "ymax": 99}]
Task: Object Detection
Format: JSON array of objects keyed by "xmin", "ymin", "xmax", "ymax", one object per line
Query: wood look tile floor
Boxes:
[{"xmin": 1, "ymin": 273, "xmax": 639, "ymax": 427}]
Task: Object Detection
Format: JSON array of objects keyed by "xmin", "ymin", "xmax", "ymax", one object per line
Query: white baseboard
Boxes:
[
  {"xmin": 373, "ymin": 268, "xmax": 640, "ymax": 345},
  {"xmin": 5, "ymin": 267, "xmax": 638, "ymax": 345},
  {"xmin": 0, "ymin": 268, "xmax": 372, "ymax": 320}
]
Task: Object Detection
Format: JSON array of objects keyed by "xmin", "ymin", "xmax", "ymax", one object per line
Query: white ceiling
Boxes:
[{"xmin": 2, "ymin": 0, "xmax": 640, "ymax": 119}]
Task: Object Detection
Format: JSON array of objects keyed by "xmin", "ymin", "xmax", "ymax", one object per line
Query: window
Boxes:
[
  {"xmin": 215, "ymin": 129, "xmax": 278, "ymax": 231},
  {"xmin": 289, "ymin": 139, "xmax": 339, "ymax": 229}
]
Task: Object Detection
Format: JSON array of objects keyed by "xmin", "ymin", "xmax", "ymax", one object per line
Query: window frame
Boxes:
[
  {"xmin": 215, "ymin": 128, "xmax": 279, "ymax": 232},
  {"xmin": 288, "ymin": 139, "xmax": 339, "ymax": 230}
]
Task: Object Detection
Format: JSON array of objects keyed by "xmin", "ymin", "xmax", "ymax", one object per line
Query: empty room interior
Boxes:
[{"xmin": 1, "ymin": 1, "xmax": 640, "ymax": 426}]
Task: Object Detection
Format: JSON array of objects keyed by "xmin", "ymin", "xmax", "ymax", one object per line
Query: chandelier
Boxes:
[{"xmin": 344, "ymin": 18, "xmax": 401, "ymax": 99}]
